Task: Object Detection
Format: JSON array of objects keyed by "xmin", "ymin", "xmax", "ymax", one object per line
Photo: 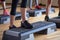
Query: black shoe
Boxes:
[
  {"xmin": 58, "ymin": 12, "xmax": 60, "ymax": 16},
  {"xmin": 21, "ymin": 21, "xmax": 33, "ymax": 29},
  {"xmin": 9, "ymin": 25, "xmax": 16, "ymax": 29},
  {"xmin": 45, "ymin": 16, "xmax": 49, "ymax": 21}
]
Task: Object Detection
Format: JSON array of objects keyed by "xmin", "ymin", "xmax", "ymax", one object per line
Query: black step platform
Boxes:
[
  {"xmin": 27, "ymin": 9, "xmax": 42, "ymax": 17},
  {"xmin": 2, "ymin": 21, "xmax": 56, "ymax": 40},
  {"xmin": 48, "ymin": 16, "xmax": 60, "ymax": 28}
]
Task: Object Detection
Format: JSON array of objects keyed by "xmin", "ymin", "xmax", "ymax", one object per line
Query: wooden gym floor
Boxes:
[{"xmin": 0, "ymin": 7, "xmax": 60, "ymax": 40}]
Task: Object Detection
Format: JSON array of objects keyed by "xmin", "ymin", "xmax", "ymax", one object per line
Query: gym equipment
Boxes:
[
  {"xmin": 46, "ymin": 16, "xmax": 60, "ymax": 28},
  {"xmin": 0, "ymin": 12, "xmax": 29, "ymax": 24},
  {"xmin": 27, "ymin": 7, "xmax": 55, "ymax": 17},
  {"xmin": 15, "ymin": 12, "xmax": 29, "ymax": 20},
  {"xmin": 28, "ymin": 0, "xmax": 55, "ymax": 17},
  {"xmin": 0, "ymin": 15, "xmax": 10, "ymax": 24},
  {"xmin": 28, "ymin": 0, "xmax": 42, "ymax": 17},
  {"xmin": 27, "ymin": 9, "xmax": 42, "ymax": 17},
  {"xmin": 2, "ymin": 21, "xmax": 56, "ymax": 40},
  {"xmin": 41, "ymin": 7, "xmax": 55, "ymax": 14},
  {"xmin": 15, "ymin": 12, "xmax": 21, "ymax": 20}
]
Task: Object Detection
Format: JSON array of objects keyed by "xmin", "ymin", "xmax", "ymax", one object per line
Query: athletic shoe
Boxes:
[
  {"xmin": 9, "ymin": 25, "xmax": 16, "ymax": 29},
  {"xmin": 21, "ymin": 20, "xmax": 33, "ymax": 29},
  {"xmin": 45, "ymin": 16, "xmax": 49, "ymax": 21},
  {"xmin": 58, "ymin": 12, "xmax": 60, "ymax": 16},
  {"xmin": 3, "ymin": 9, "xmax": 9, "ymax": 16},
  {"xmin": 35, "ymin": 5, "xmax": 41, "ymax": 9}
]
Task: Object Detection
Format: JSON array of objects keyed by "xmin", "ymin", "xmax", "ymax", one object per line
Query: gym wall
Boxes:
[
  {"xmin": 6, "ymin": 0, "xmax": 58, "ymax": 6},
  {"xmin": 41, "ymin": 0, "xmax": 58, "ymax": 6},
  {"xmin": 5, "ymin": 0, "xmax": 21, "ymax": 3}
]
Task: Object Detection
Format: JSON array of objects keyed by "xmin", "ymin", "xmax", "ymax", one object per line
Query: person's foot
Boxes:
[
  {"xmin": 35, "ymin": 5, "xmax": 41, "ymax": 9},
  {"xmin": 58, "ymin": 12, "xmax": 60, "ymax": 16},
  {"xmin": 21, "ymin": 20, "xmax": 33, "ymax": 29},
  {"xmin": 9, "ymin": 25, "xmax": 16, "ymax": 29},
  {"xmin": 3, "ymin": 9, "xmax": 9, "ymax": 16},
  {"xmin": 45, "ymin": 16, "xmax": 49, "ymax": 21}
]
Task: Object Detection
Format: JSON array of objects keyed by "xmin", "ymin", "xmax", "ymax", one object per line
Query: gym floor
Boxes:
[{"xmin": 0, "ymin": 6, "xmax": 60, "ymax": 40}]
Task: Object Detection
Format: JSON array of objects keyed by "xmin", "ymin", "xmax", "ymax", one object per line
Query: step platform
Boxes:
[
  {"xmin": 2, "ymin": 21, "xmax": 56, "ymax": 40},
  {"xmin": 15, "ymin": 12, "xmax": 29, "ymax": 20},
  {"xmin": 48, "ymin": 16, "xmax": 60, "ymax": 28},
  {"xmin": 27, "ymin": 9, "xmax": 42, "ymax": 17},
  {"xmin": 27, "ymin": 7, "xmax": 55, "ymax": 17},
  {"xmin": 0, "ymin": 15, "xmax": 10, "ymax": 24},
  {"xmin": 41, "ymin": 7, "xmax": 55, "ymax": 13},
  {"xmin": 0, "ymin": 12, "xmax": 29, "ymax": 24}
]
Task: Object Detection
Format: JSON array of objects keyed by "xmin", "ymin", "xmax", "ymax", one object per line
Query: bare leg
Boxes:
[
  {"xmin": 21, "ymin": 0, "xmax": 33, "ymax": 29},
  {"xmin": 1, "ymin": 1, "xmax": 9, "ymax": 15},
  {"xmin": 21, "ymin": 8, "xmax": 27, "ymax": 22},
  {"xmin": 9, "ymin": 0, "xmax": 18, "ymax": 29},
  {"xmin": 46, "ymin": 0, "xmax": 52, "ymax": 16},
  {"xmin": 45, "ymin": 0, "xmax": 52, "ymax": 21},
  {"xmin": 20, "ymin": 0, "xmax": 27, "ymax": 22},
  {"xmin": 58, "ymin": 0, "xmax": 60, "ymax": 16},
  {"xmin": 1, "ymin": 1, "xmax": 6, "ymax": 10}
]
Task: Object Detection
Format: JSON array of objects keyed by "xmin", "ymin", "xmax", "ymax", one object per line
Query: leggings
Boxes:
[
  {"xmin": 0, "ymin": 0, "xmax": 5, "ymax": 2},
  {"xmin": 10, "ymin": 0, "xmax": 27, "ymax": 15}
]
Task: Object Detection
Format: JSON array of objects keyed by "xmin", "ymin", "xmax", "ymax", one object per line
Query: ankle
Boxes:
[
  {"xmin": 9, "ymin": 25, "xmax": 16, "ymax": 29},
  {"xmin": 21, "ymin": 20, "xmax": 27, "ymax": 23},
  {"xmin": 21, "ymin": 21, "xmax": 24, "ymax": 23},
  {"xmin": 46, "ymin": 15, "xmax": 49, "ymax": 17},
  {"xmin": 10, "ymin": 25, "xmax": 14, "ymax": 27}
]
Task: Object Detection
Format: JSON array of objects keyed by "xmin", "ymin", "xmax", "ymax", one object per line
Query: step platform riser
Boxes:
[
  {"xmin": 0, "ymin": 16, "xmax": 10, "ymax": 24},
  {"xmin": 48, "ymin": 16, "xmax": 60, "ymax": 28},
  {"xmin": 42, "ymin": 8, "xmax": 55, "ymax": 13},
  {"xmin": 2, "ymin": 32, "xmax": 34, "ymax": 40},
  {"xmin": 37, "ymin": 25, "xmax": 56, "ymax": 34},
  {"xmin": 0, "ymin": 12, "xmax": 29, "ymax": 24},
  {"xmin": 2, "ymin": 22, "xmax": 56, "ymax": 40},
  {"xmin": 15, "ymin": 12, "xmax": 29, "ymax": 20},
  {"xmin": 28, "ymin": 10, "xmax": 42, "ymax": 17}
]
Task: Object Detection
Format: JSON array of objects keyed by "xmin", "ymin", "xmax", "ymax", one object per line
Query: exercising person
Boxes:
[
  {"xmin": 45, "ymin": 0, "xmax": 60, "ymax": 21},
  {"xmin": 9, "ymin": 0, "xmax": 33, "ymax": 29},
  {"xmin": 0, "ymin": 0, "xmax": 9, "ymax": 15},
  {"xmin": 29, "ymin": 0, "xmax": 41, "ymax": 9},
  {"xmin": 35, "ymin": 0, "xmax": 41, "ymax": 9}
]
